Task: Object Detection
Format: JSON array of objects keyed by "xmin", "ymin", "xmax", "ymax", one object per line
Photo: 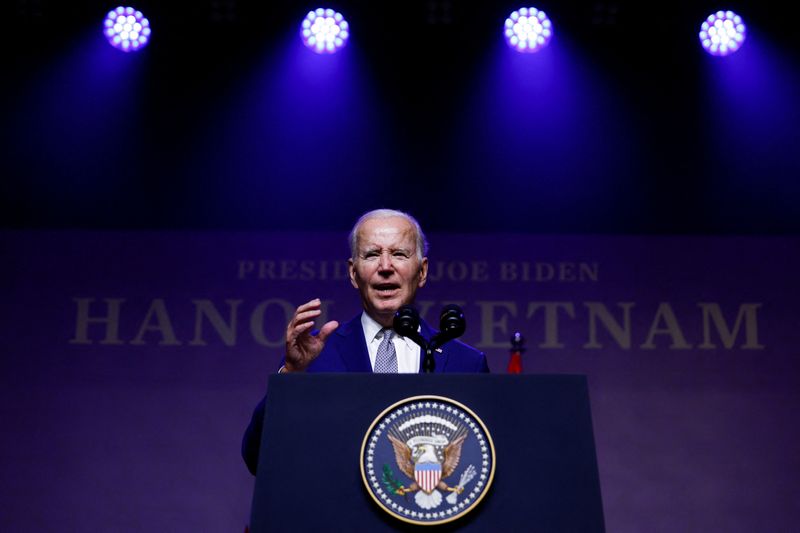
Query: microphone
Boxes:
[
  {"xmin": 393, "ymin": 304, "xmax": 467, "ymax": 373},
  {"xmin": 393, "ymin": 305, "xmax": 421, "ymax": 339},
  {"xmin": 393, "ymin": 305, "xmax": 434, "ymax": 373},
  {"xmin": 438, "ymin": 304, "xmax": 466, "ymax": 340},
  {"xmin": 428, "ymin": 304, "xmax": 466, "ymax": 355}
]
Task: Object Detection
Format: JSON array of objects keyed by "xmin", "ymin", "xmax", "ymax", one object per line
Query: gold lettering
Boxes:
[
  {"xmin": 527, "ymin": 302, "xmax": 575, "ymax": 348},
  {"xmin": 130, "ymin": 299, "xmax": 181, "ymax": 346},
  {"xmin": 535, "ymin": 263, "xmax": 555, "ymax": 282},
  {"xmin": 640, "ymin": 303, "xmax": 692, "ymax": 349},
  {"xmin": 448, "ymin": 262, "xmax": 468, "ymax": 282},
  {"xmin": 559, "ymin": 263, "xmax": 576, "ymax": 282},
  {"xmin": 69, "ymin": 298, "xmax": 125, "ymax": 345},
  {"xmin": 189, "ymin": 299, "xmax": 242, "ymax": 346},
  {"xmin": 237, "ymin": 261, "xmax": 255, "ymax": 280},
  {"xmin": 475, "ymin": 301, "xmax": 518, "ymax": 348},
  {"xmin": 299, "ymin": 260, "xmax": 315, "ymax": 281},
  {"xmin": 280, "ymin": 260, "xmax": 298, "ymax": 280},
  {"xmin": 698, "ymin": 303, "xmax": 764, "ymax": 349},
  {"xmin": 471, "ymin": 261, "xmax": 489, "ymax": 282},
  {"xmin": 500, "ymin": 262, "xmax": 517, "ymax": 282},
  {"xmin": 258, "ymin": 260, "xmax": 276, "ymax": 280},
  {"xmin": 250, "ymin": 299, "xmax": 295, "ymax": 347},
  {"xmin": 579, "ymin": 262, "xmax": 599, "ymax": 282},
  {"xmin": 583, "ymin": 302, "xmax": 634, "ymax": 349}
]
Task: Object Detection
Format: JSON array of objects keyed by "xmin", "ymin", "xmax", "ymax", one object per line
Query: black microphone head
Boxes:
[
  {"xmin": 439, "ymin": 304, "xmax": 466, "ymax": 339},
  {"xmin": 393, "ymin": 305, "xmax": 420, "ymax": 338}
]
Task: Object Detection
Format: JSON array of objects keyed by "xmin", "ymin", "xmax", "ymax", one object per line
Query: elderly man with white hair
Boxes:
[{"xmin": 242, "ymin": 208, "xmax": 488, "ymax": 474}]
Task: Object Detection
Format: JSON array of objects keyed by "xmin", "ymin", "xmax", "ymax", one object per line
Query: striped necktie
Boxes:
[{"xmin": 374, "ymin": 329, "xmax": 398, "ymax": 373}]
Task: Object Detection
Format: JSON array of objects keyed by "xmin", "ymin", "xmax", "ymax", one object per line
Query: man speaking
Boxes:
[{"xmin": 242, "ymin": 209, "xmax": 489, "ymax": 474}]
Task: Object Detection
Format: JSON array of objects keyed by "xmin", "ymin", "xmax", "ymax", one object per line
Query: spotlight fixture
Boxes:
[
  {"xmin": 699, "ymin": 10, "xmax": 746, "ymax": 56},
  {"xmin": 103, "ymin": 6, "xmax": 151, "ymax": 52},
  {"xmin": 301, "ymin": 8, "xmax": 349, "ymax": 54},
  {"xmin": 504, "ymin": 7, "xmax": 552, "ymax": 53}
]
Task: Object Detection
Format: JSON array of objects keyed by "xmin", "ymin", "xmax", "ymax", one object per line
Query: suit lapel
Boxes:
[
  {"xmin": 336, "ymin": 315, "xmax": 373, "ymax": 373},
  {"xmin": 334, "ymin": 316, "xmax": 452, "ymax": 373}
]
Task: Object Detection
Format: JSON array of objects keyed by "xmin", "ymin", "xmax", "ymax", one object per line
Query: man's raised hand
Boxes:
[{"xmin": 283, "ymin": 298, "xmax": 339, "ymax": 372}]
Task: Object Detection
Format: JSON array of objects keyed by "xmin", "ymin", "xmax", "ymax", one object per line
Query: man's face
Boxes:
[{"xmin": 349, "ymin": 216, "xmax": 428, "ymax": 327}]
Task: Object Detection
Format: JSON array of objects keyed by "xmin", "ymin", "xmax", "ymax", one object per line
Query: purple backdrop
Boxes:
[{"xmin": 2, "ymin": 231, "xmax": 799, "ymax": 531}]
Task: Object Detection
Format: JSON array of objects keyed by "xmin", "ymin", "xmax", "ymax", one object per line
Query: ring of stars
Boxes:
[{"xmin": 361, "ymin": 395, "xmax": 495, "ymax": 525}]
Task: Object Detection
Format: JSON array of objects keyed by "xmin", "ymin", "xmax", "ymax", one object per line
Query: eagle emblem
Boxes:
[
  {"xmin": 388, "ymin": 425, "xmax": 468, "ymax": 509},
  {"xmin": 361, "ymin": 396, "xmax": 495, "ymax": 525}
]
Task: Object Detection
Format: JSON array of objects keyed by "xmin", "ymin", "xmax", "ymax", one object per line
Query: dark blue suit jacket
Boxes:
[{"xmin": 242, "ymin": 315, "xmax": 489, "ymax": 474}]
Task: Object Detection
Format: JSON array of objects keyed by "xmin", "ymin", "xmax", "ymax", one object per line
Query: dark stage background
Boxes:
[
  {"xmin": 2, "ymin": 1, "xmax": 799, "ymax": 532},
  {"xmin": 2, "ymin": 0, "xmax": 798, "ymax": 233}
]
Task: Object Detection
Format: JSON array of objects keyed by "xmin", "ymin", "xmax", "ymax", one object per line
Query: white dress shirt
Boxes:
[{"xmin": 361, "ymin": 312, "xmax": 420, "ymax": 374}]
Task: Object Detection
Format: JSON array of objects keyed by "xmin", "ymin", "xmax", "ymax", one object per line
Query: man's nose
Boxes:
[{"xmin": 378, "ymin": 252, "xmax": 393, "ymax": 271}]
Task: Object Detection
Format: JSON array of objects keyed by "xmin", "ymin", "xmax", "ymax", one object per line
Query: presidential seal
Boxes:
[{"xmin": 360, "ymin": 395, "xmax": 495, "ymax": 526}]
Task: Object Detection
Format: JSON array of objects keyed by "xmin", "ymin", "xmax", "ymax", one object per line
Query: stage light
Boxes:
[
  {"xmin": 699, "ymin": 10, "xmax": 746, "ymax": 56},
  {"xmin": 301, "ymin": 8, "xmax": 349, "ymax": 54},
  {"xmin": 504, "ymin": 7, "xmax": 552, "ymax": 53},
  {"xmin": 103, "ymin": 6, "xmax": 151, "ymax": 52}
]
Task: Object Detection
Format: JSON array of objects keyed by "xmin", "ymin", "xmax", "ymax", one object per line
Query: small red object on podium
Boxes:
[{"xmin": 507, "ymin": 331, "xmax": 525, "ymax": 374}]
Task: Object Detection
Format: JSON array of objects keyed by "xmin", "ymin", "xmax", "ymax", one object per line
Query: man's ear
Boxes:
[
  {"xmin": 348, "ymin": 258, "xmax": 359, "ymax": 289},
  {"xmin": 417, "ymin": 257, "xmax": 428, "ymax": 288}
]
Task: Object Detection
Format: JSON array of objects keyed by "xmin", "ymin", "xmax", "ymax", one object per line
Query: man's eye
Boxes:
[{"xmin": 394, "ymin": 252, "xmax": 409, "ymax": 258}]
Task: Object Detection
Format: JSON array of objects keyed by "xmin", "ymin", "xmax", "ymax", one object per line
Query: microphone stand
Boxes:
[
  {"xmin": 393, "ymin": 305, "xmax": 466, "ymax": 374},
  {"xmin": 408, "ymin": 331, "xmax": 435, "ymax": 374},
  {"xmin": 422, "ymin": 343, "xmax": 436, "ymax": 374}
]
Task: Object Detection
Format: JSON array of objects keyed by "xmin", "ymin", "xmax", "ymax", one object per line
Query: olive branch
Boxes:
[{"xmin": 382, "ymin": 464, "xmax": 405, "ymax": 494}]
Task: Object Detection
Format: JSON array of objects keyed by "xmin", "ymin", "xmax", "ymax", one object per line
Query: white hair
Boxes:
[{"xmin": 348, "ymin": 209, "xmax": 428, "ymax": 260}]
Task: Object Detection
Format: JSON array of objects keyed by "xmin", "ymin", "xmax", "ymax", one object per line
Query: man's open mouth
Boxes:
[{"xmin": 374, "ymin": 283, "xmax": 400, "ymax": 295}]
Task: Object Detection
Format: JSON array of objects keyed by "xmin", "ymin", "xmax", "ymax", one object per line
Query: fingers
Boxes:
[
  {"xmin": 295, "ymin": 298, "xmax": 323, "ymax": 314},
  {"xmin": 316, "ymin": 320, "xmax": 339, "ymax": 343},
  {"xmin": 286, "ymin": 298, "xmax": 335, "ymax": 346},
  {"xmin": 291, "ymin": 320, "xmax": 315, "ymax": 336},
  {"xmin": 287, "ymin": 299, "xmax": 323, "ymax": 338},
  {"xmin": 292, "ymin": 300, "xmax": 319, "ymax": 317},
  {"xmin": 293, "ymin": 308, "xmax": 322, "ymax": 326},
  {"xmin": 284, "ymin": 300, "xmax": 330, "ymax": 373}
]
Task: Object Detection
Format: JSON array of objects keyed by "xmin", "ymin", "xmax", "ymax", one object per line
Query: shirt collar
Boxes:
[
  {"xmin": 361, "ymin": 311, "xmax": 384, "ymax": 343},
  {"xmin": 360, "ymin": 311, "xmax": 418, "ymax": 349}
]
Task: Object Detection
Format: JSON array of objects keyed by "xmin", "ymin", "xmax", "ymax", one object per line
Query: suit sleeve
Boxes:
[
  {"xmin": 478, "ymin": 352, "xmax": 490, "ymax": 373},
  {"xmin": 241, "ymin": 395, "xmax": 266, "ymax": 475}
]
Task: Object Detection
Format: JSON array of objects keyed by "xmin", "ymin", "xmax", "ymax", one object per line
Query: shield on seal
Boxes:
[{"xmin": 415, "ymin": 462, "xmax": 442, "ymax": 494}]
